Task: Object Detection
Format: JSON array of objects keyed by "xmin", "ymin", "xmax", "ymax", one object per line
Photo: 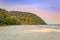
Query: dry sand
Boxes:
[{"xmin": 0, "ymin": 25, "xmax": 60, "ymax": 40}]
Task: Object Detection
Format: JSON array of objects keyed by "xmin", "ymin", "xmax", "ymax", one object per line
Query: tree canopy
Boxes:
[{"xmin": 0, "ymin": 9, "xmax": 47, "ymax": 26}]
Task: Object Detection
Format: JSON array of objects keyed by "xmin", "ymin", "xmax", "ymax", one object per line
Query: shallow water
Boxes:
[{"xmin": 0, "ymin": 25, "xmax": 60, "ymax": 40}]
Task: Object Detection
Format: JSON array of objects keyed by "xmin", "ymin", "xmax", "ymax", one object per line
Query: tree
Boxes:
[{"xmin": 0, "ymin": 9, "xmax": 20, "ymax": 26}]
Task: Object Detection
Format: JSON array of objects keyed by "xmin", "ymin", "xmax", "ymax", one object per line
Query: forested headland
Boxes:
[{"xmin": 0, "ymin": 9, "xmax": 47, "ymax": 26}]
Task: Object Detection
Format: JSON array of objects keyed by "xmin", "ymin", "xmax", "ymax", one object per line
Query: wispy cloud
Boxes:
[
  {"xmin": 0, "ymin": 0, "xmax": 60, "ymax": 11},
  {"xmin": 0, "ymin": 0, "xmax": 60, "ymax": 24}
]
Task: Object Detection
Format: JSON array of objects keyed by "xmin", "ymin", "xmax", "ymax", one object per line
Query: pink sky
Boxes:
[{"xmin": 0, "ymin": 2, "xmax": 60, "ymax": 24}]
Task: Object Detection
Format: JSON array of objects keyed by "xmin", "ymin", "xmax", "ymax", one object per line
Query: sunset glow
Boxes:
[{"xmin": 0, "ymin": 0, "xmax": 60, "ymax": 24}]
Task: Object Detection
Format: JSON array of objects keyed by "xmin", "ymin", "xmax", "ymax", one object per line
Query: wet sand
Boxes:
[
  {"xmin": 0, "ymin": 25, "xmax": 60, "ymax": 40},
  {"xmin": 23, "ymin": 28, "xmax": 60, "ymax": 32}
]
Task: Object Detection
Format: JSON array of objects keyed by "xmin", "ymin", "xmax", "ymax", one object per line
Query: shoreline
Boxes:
[
  {"xmin": 23, "ymin": 28, "xmax": 60, "ymax": 32},
  {"xmin": 0, "ymin": 25, "xmax": 60, "ymax": 32}
]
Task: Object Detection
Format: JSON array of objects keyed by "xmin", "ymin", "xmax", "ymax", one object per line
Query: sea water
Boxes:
[
  {"xmin": 47, "ymin": 24, "xmax": 60, "ymax": 28},
  {"xmin": 38, "ymin": 24, "xmax": 60, "ymax": 28}
]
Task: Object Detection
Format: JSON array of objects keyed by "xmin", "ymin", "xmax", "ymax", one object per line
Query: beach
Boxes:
[{"xmin": 0, "ymin": 25, "xmax": 60, "ymax": 40}]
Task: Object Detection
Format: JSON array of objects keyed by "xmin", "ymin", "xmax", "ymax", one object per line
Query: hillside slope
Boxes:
[{"xmin": 0, "ymin": 9, "xmax": 47, "ymax": 25}]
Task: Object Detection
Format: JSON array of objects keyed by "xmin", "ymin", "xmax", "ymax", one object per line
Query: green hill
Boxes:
[{"xmin": 0, "ymin": 9, "xmax": 47, "ymax": 25}]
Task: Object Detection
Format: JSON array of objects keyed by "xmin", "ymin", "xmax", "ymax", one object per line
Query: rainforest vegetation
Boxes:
[{"xmin": 0, "ymin": 9, "xmax": 47, "ymax": 26}]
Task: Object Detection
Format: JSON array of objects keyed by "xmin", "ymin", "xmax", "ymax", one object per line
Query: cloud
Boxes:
[
  {"xmin": 46, "ymin": 0, "xmax": 60, "ymax": 11},
  {"xmin": 0, "ymin": 0, "xmax": 60, "ymax": 24},
  {"xmin": 0, "ymin": 0, "xmax": 60, "ymax": 11}
]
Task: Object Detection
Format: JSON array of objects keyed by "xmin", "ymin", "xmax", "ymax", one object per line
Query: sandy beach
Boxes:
[
  {"xmin": 0, "ymin": 25, "xmax": 60, "ymax": 33},
  {"xmin": 0, "ymin": 25, "xmax": 60, "ymax": 40}
]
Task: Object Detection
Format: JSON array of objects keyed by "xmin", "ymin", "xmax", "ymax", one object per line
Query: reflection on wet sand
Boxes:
[{"xmin": 23, "ymin": 28, "xmax": 60, "ymax": 32}]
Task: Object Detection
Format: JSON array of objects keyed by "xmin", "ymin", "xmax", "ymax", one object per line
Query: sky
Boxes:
[{"xmin": 0, "ymin": 0, "xmax": 60, "ymax": 24}]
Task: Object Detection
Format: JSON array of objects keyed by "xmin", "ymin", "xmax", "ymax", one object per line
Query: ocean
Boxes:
[{"xmin": 37, "ymin": 24, "xmax": 60, "ymax": 28}]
